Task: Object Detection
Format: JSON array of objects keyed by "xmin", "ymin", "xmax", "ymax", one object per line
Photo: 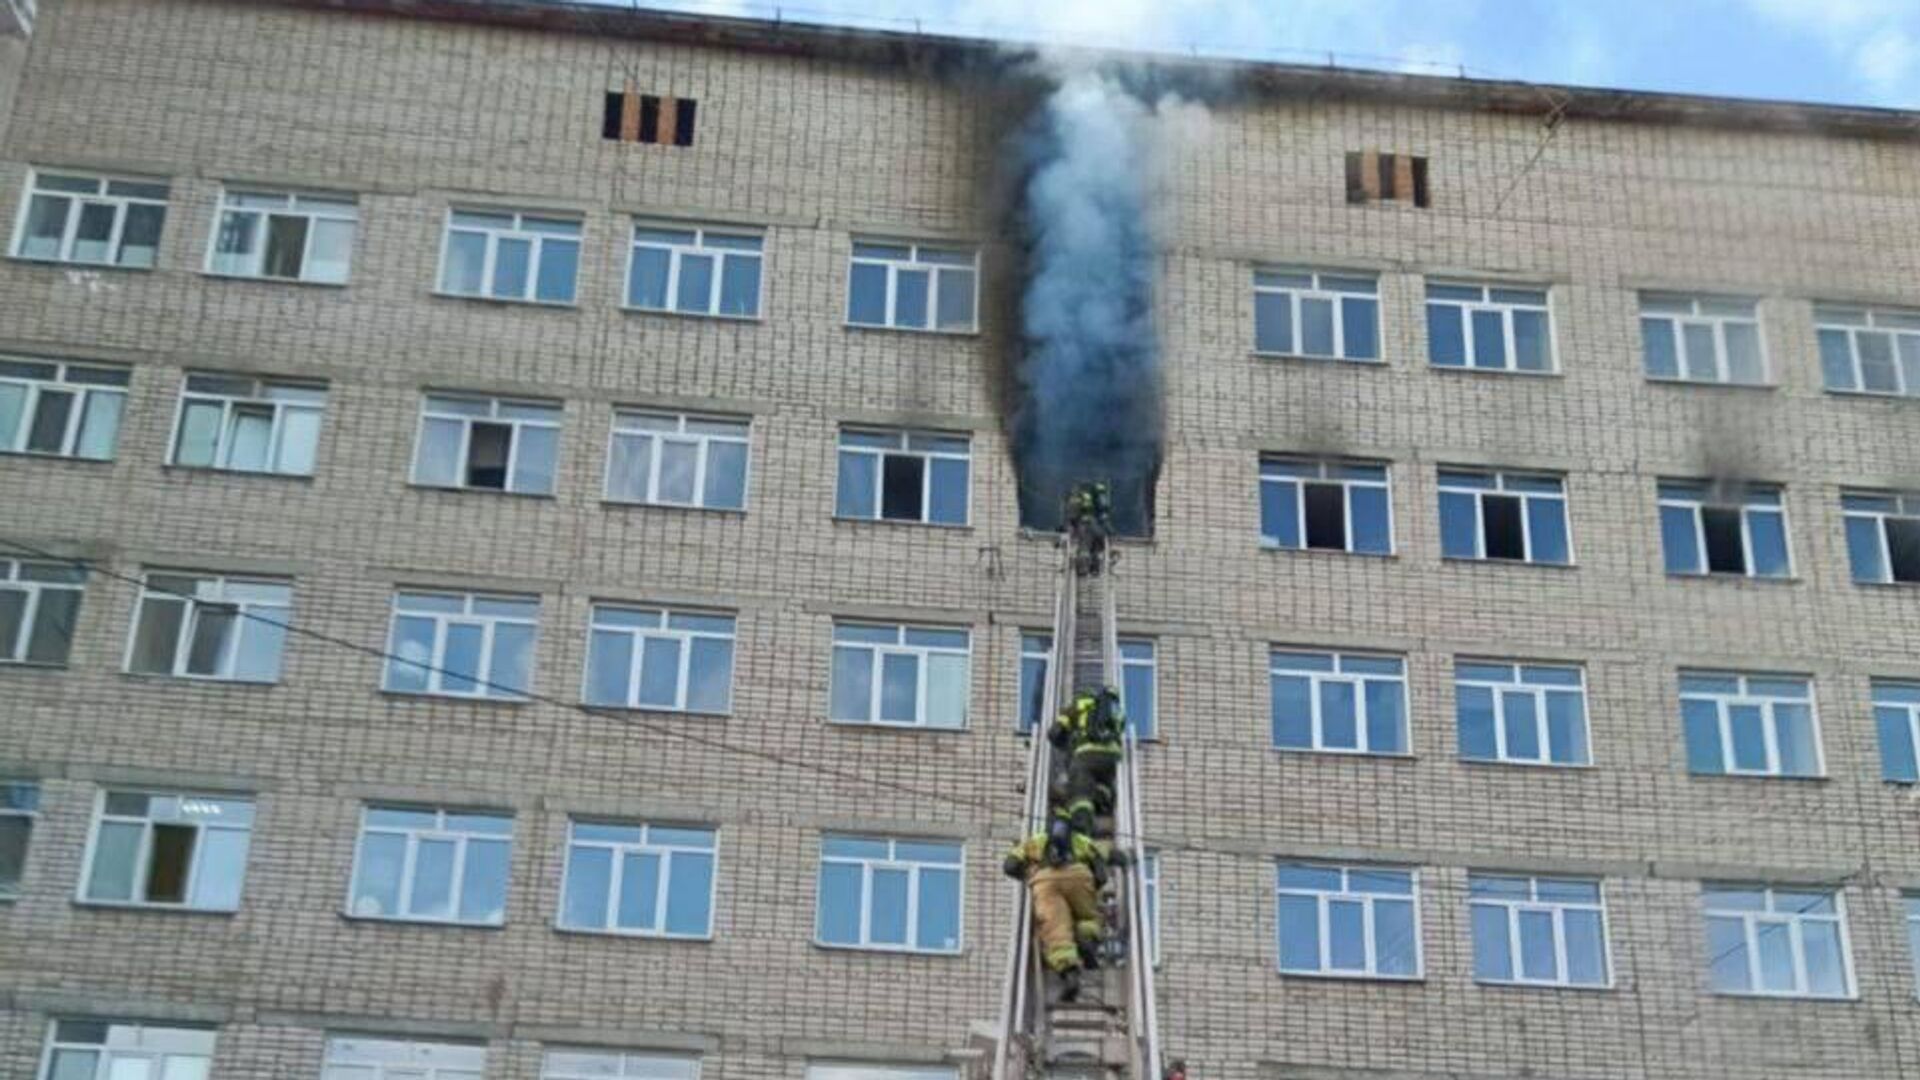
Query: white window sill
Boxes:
[
  {"xmin": 828, "ymin": 718, "xmax": 969, "ymax": 735},
  {"xmin": 0, "ymin": 660, "xmax": 71, "ymax": 672},
  {"xmin": 813, "ymin": 939, "xmax": 963, "ymax": 957},
  {"xmin": 203, "ymin": 270, "xmax": 349, "ymax": 289},
  {"xmin": 0, "ymin": 448, "xmax": 115, "ymax": 465},
  {"xmin": 407, "ymin": 482, "xmax": 556, "ymax": 501},
  {"xmin": 600, "ymin": 498, "xmax": 747, "ymax": 516},
  {"xmin": 1259, "ymin": 542, "xmax": 1398, "ymax": 559},
  {"xmin": 1666, "ymin": 571, "xmax": 1799, "ymax": 585},
  {"xmin": 1823, "ymin": 387, "xmax": 1919, "ymax": 402},
  {"xmin": 8, "ymin": 254, "xmax": 155, "ymax": 273},
  {"xmin": 1276, "ymin": 969, "xmax": 1424, "ymax": 984},
  {"xmin": 1459, "ymin": 756, "xmax": 1596, "ymax": 772},
  {"xmin": 1430, "ymin": 363, "xmax": 1561, "ymax": 378},
  {"xmin": 831, "ymin": 514, "xmax": 973, "ymax": 532},
  {"xmin": 1644, "ymin": 375, "xmax": 1776, "ymax": 392},
  {"xmin": 340, "ymin": 910, "xmax": 506, "ymax": 929},
  {"xmin": 1272, "ymin": 746, "xmax": 1416, "ymax": 761},
  {"xmin": 163, "ymin": 463, "xmax": 315, "ymax": 482},
  {"xmin": 120, "ymin": 671, "xmax": 279, "ymax": 688},
  {"xmin": 1855, "ymin": 578, "xmax": 1920, "ymax": 590},
  {"xmin": 843, "ymin": 321, "xmax": 980, "ymax": 339},
  {"xmin": 582, "ymin": 702, "xmax": 732, "ymax": 720},
  {"xmin": 74, "ymin": 899, "xmax": 239, "ymax": 916},
  {"xmin": 1439, "ymin": 556, "xmax": 1577, "ymax": 571},
  {"xmin": 554, "ymin": 924, "xmax": 714, "ymax": 943},
  {"xmin": 622, "ymin": 305, "xmax": 762, "ymax": 324},
  {"xmin": 430, "ymin": 289, "xmax": 578, "ymax": 310},
  {"xmin": 1688, "ymin": 770, "xmax": 1828, "ymax": 784},
  {"xmin": 379, "ymin": 688, "xmax": 530, "ymax": 706},
  {"xmin": 1473, "ymin": 977, "xmax": 1613, "ymax": 993},
  {"xmin": 1251, "ymin": 351, "xmax": 1385, "ymax": 366},
  {"xmin": 1710, "ymin": 989, "xmax": 1857, "ymax": 1004}
]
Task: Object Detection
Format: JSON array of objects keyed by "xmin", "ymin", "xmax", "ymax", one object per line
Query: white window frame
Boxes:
[
  {"xmin": 37, "ymin": 1021, "xmax": 215, "ymax": 1080},
  {"xmin": 1437, "ymin": 468, "xmax": 1573, "ymax": 564},
  {"xmin": 1119, "ymin": 637, "xmax": 1158, "ymax": 740},
  {"xmin": 1259, "ymin": 457, "xmax": 1395, "ymax": 554},
  {"xmin": 1639, "ymin": 291, "xmax": 1767, "ymax": 385},
  {"xmin": 1269, "ymin": 650, "xmax": 1409, "ymax": 756},
  {"xmin": 835, "ymin": 427, "xmax": 972, "ymax": 526},
  {"xmin": 582, "ymin": 604, "xmax": 735, "ymax": 714},
  {"xmin": 830, "ymin": 621, "xmax": 971, "ymax": 729},
  {"xmin": 383, "ymin": 590, "xmax": 539, "ymax": 700},
  {"xmin": 1682, "ymin": 671, "xmax": 1824, "ymax": 778},
  {"xmin": 1142, "ymin": 848, "xmax": 1162, "ymax": 967},
  {"xmin": 1454, "ymin": 661, "xmax": 1591, "ymax": 767},
  {"xmin": 1017, "ymin": 631, "xmax": 1054, "ymax": 732},
  {"xmin": 0, "ymin": 780, "xmax": 39, "ymax": 899},
  {"xmin": 1658, "ymin": 480, "xmax": 1793, "ymax": 578},
  {"xmin": 1275, "ymin": 862, "xmax": 1423, "ymax": 980},
  {"xmin": 345, "ymin": 805, "xmax": 514, "ymax": 926},
  {"xmin": 436, "ymin": 207, "xmax": 582, "ymax": 304},
  {"xmin": 604, "ymin": 410, "xmax": 751, "ymax": 510},
  {"xmin": 167, "ymin": 372, "xmax": 327, "ymax": 476},
  {"xmin": 1842, "ymin": 490, "xmax": 1920, "ymax": 585},
  {"xmin": 1703, "ymin": 884, "xmax": 1855, "ymax": 999},
  {"xmin": 815, "ymin": 835, "xmax": 965, "ymax": 954},
  {"xmin": 11, "ymin": 169, "xmax": 169, "ymax": 267},
  {"xmin": 625, "ymin": 221, "xmax": 764, "ymax": 318},
  {"xmin": 1425, "ymin": 280, "xmax": 1556, "ymax": 373},
  {"xmin": 1815, "ymin": 304, "xmax": 1920, "ymax": 397},
  {"xmin": 0, "ymin": 356, "xmax": 130, "ymax": 459},
  {"xmin": 321, "ymin": 1036, "xmax": 486, "ymax": 1080},
  {"xmin": 846, "ymin": 239, "xmax": 979, "ymax": 333},
  {"xmin": 411, "ymin": 393, "xmax": 562, "ymax": 495},
  {"xmin": 544, "ymin": 1049, "xmax": 700, "ymax": 1080},
  {"xmin": 1877, "ymin": 680, "xmax": 1920, "ymax": 783},
  {"xmin": 556, "ymin": 819, "xmax": 718, "ymax": 939},
  {"xmin": 123, "ymin": 571, "xmax": 292, "ymax": 683},
  {"xmin": 1467, "ymin": 874, "xmax": 1612, "ymax": 988},
  {"xmin": 77, "ymin": 790, "xmax": 255, "ymax": 911},
  {"xmin": 0, "ymin": 558, "xmax": 85, "ymax": 666},
  {"xmin": 1252, "ymin": 267, "xmax": 1381, "ymax": 362},
  {"xmin": 806, "ymin": 1065, "xmax": 955, "ymax": 1080},
  {"xmin": 204, "ymin": 187, "xmax": 357, "ymax": 284}
]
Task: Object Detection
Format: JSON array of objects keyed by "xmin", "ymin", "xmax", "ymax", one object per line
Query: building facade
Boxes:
[{"xmin": 5, "ymin": 1, "xmax": 1920, "ymax": 1078}]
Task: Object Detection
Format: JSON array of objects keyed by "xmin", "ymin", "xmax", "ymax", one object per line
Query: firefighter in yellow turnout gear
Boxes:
[
  {"xmin": 1050, "ymin": 687, "xmax": 1126, "ymax": 836},
  {"xmin": 1004, "ymin": 819, "xmax": 1120, "ymax": 1000}
]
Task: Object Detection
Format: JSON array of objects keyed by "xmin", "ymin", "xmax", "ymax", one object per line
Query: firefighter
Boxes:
[
  {"xmin": 1004, "ymin": 818, "xmax": 1116, "ymax": 1000},
  {"xmin": 1051, "ymin": 687, "xmax": 1126, "ymax": 836},
  {"xmin": 1064, "ymin": 482, "xmax": 1113, "ymax": 574}
]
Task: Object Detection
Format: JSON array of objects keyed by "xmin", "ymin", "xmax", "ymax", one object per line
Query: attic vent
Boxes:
[
  {"xmin": 1345, "ymin": 150, "xmax": 1428, "ymax": 207},
  {"xmin": 604, "ymin": 87, "xmax": 697, "ymax": 147}
]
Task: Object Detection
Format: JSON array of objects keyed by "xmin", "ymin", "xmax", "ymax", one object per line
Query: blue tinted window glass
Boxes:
[
  {"xmin": 1502, "ymin": 691, "xmax": 1541, "ymax": 760},
  {"xmin": 1661, "ymin": 504, "xmax": 1700, "ymax": 574},
  {"xmin": 928, "ymin": 457, "xmax": 969, "ymax": 525},
  {"xmin": 1563, "ymin": 909, "xmax": 1607, "ymax": 985},
  {"xmin": 1818, "ymin": 328, "xmax": 1855, "ymax": 389},
  {"xmin": 638, "ymin": 635, "xmax": 682, "ymax": 708},
  {"xmin": 1774, "ymin": 703, "xmax": 1819, "ymax": 776},
  {"xmin": 1255, "ymin": 290, "xmax": 1293, "ymax": 353},
  {"xmin": 848, "ymin": 263, "xmax": 888, "ymax": 325},
  {"xmin": 1458, "ymin": 684, "xmax": 1497, "ymax": 759},
  {"xmin": 1526, "ymin": 498, "xmax": 1570, "ymax": 564},
  {"xmin": 1642, "ymin": 317, "xmax": 1678, "ymax": 377},
  {"xmin": 1518, "ymin": 909, "xmax": 1558, "ymax": 980},
  {"xmin": 1327, "ymin": 899, "xmax": 1366, "ymax": 970},
  {"xmin": 830, "ymin": 645, "xmax": 872, "ymax": 721},
  {"xmin": 894, "ymin": 269, "xmax": 930, "ymax": 329},
  {"xmin": 1878, "ymin": 705, "xmax": 1918, "ymax": 782},
  {"xmin": 664, "ymin": 852, "xmax": 713, "ymax": 936},
  {"xmin": 836, "ymin": 450, "xmax": 877, "ymax": 518},
  {"xmin": 586, "ymin": 630, "xmax": 633, "ymax": 706},
  {"xmin": 492, "ymin": 236, "xmax": 531, "ymax": 298},
  {"xmin": 458, "ymin": 838, "xmax": 510, "ymax": 923},
  {"xmin": 629, "ymin": 246, "xmax": 671, "ymax": 308},
  {"xmin": 1546, "ymin": 691, "xmax": 1589, "ymax": 764},
  {"xmin": 1301, "ymin": 297, "xmax": 1335, "ymax": 356},
  {"xmin": 1427, "ymin": 304, "xmax": 1465, "ymax": 366},
  {"xmin": 869, "ymin": 866, "xmax": 910, "ymax": 945},
  {"xmin": 1747, "ymin": 511, "xmax": 1790, "ymax": 577},
  {"xmin": 536, "ymin": 239, "xmax": 579, "ymax": 303},
  {"xmin": 616, "ymin": 850, "xmax": 659, "ymax": 930},
  {"xmin": 719, "ymin": 254, "xmax": 761, "ymax": 316},
  {"xmin": 1272, "ymin": 674, "xmax": 1313, "ymax": 748},
  {"xmin": 1728, "ymin": 704, "xmax": 1768, "ymax": 771},
  {"xmin": 879, "ymin": 652, "xmax": 918, "ymax": 723},
  {"xmin": 1706, "ymin": 915, "xmax": 1749, "ymax": 992},
  {"xmin": 674, "ymin": 252, "xmax": 715, "ymax": 313},
  {"xmin": 1364, "ymin": 680, "xmax": 1406, "ymax": 753},
  {"xmin": 1471, "ymin": 309, "xmax": 1506, "ymax": 368},
  {"xmin": 817, "ymin": 861, "xmax": 861, "ymax": 944},
  {"xmin": 1373, "ymin": 899, "xmax": 1418, "ymax": 976},
  {"xmin": 562, "ymin": 845, "xmax": 611, "ymax": 929},
  {"xmin": 1262, "ymin": 479, "xmax": 1300, "ymax": 547},
  {"xmin": 916, "ymin": 866, "xmax": 960, "ymax": 951},
  {"xmin": 1277, "ymin": 893, "xmax": 1320, "ymax": 970},
  {"xmin": 1683, "ymin": 698, "xmax": 1724, "ymax": 773},
  {"xmin": 1124, "ymin": 662, "xmax": 1156, "ymax": 740},
  {"xmin": 1439, "ymin": 491, "xmax": 1479, "ymax": 559},
  {"xmin": 1342, "ymin": 298, "xmax": 1378, "ymax": 359},
  {"xmin": 703, "ymin": 439, "xmax": 748, "ymax": 511},
  {"xmin": 442, "ymin": 623, "xmax": 482, "ymax": 694},
  {"xmin": 1512, "ymin": 309, "xmax": 1550, "ymax": 371},
  {"xmin": 1349, "ymin": 485, "xmax": 1391, "ymax": 553},
  {"xmin": 1320, "ymin": 680, "xmax": 1358, "ymax": 750},
  {"xmin": 1847, "ymin": 516, "xmax": 1888, "ymax": 583},
  {"xmin": 1471, "ymin": 903, "xmax": 1511, "ymax": 980}
]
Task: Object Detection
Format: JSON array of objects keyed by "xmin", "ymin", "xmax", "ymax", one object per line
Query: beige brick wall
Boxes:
[{"xmin": 4, "ymin": 1, "xmax": 1920, "ymax": 1078}]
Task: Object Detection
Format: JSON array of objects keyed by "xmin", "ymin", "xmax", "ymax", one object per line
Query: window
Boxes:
[
  {"xmin": 13, "ymin": 171, "xmax": 168, "ymax": 268},
  {"xmin": 38, "ymin": 1021, "xmax": 214, "ymax": 1080},
  {"xmin": 1344, "ymin": 150, "xmax": 1430, "ymax": 206},
  {"xmin": 605, "ymin": 411, "xmax": 749, "ymax": 510},
  {"xmin": 1872, "ymin": 680, "xmax": 1920, "ymax": 783},
  {"xmin": 1271, "ymin": 651, "xmax": 1408, "ymax": 755},
  {"xmin": 807, "ymin": 1066, "xmax": 953, "ymax": 1080},
  {"xmin": 1253, "ymin": 268, "xmax": 1379, "ymax": 361},
  {"xmin": 0, "ymin": 558, "xmax": 84, "ymax": 666},
  {"xmin": 1681, "ymin": 671, "xmax": 1821, "ymax": 778},
  {"xmin": 602, "ymin": 90, "xmax": 697, "ymax": 146},
  {"xmin": 1658, "ymin": 480, "xmax": 1791, "ymax": 578},
  {"xmin": 546, "ymin": 1049, "xmax": 699, "ymax": 1080},
  {"xmin": 815, "ymin": 835, "xmax": 962, "ymax": 953},
  {"xmin": 559, "ymin": 820, "xmax": 716, "ymax": 938},
  {"xmin": 1012, "ymin": 634, "xmax": 1155, "ymax": 739},
  {"xmin": 206, "ymin": 188, "xmax": 355, "ymax": 283},
  {"xmin": 1275, "ymin": 863, "xmax": 1419, "ymax": 978},
  {"xmin": 322, "ymin": 1037, "xmax": 485, "ymax": 1080},
  {"xmin": 125, "ymin": 572, "xmax": 291, "ymax": 683},
  {"xmin": 830, "ymin": 622, "xmax": 969, "ymax": 729},
  {"xmin": 1640, "ymin": 292, "xmax": 1765, "ymax": 384},
  {"xmin": 1455, "ymin": 662, "xmax": 1590, "ymax": 767},
  {"xmin": 847, "ymin": 241, "xmax": 977, "ymax": 332},
  {"xmin": 412, "ymin": 394, "xmax": 560, "ymax": 495},
  {"xmin": 1437, "ymin": 469, "xmax": 1570, "ymax": 564},
  {"xmin": 170, "ymin": 373, "xmax": 325, "ymax": 476},
  {"xmin": 1468, "ymin": 874, "xmax": 1609, "ymax": 987},
  {"xmin": 835, "ymin": 427, "xmax": 969, "ymax": 526},
  {"xmin": 1259, "ymin": 458, "xmax": 1391, "ymax": 554},
  {"xmin": 81, "ymin": 791, "xmax": 254, "ymax": 910},
  {"xmin": 384, "ymin": 591, "xmax": 538, "ymax": 700},
  {"xmin": 0, "ymin": 357, "xmax": 128, "ymax": 460},
  {"xmin": 584, "ymin": 605, "xmax": 734, "ymax": 713},
  {"xmin": 1906, "ymin": 895, "xmax": 1920, "ymax": 998},
  {"xmin": 1426, "ymin": 282, "xmax": 1553, "ymax": 372},
  {"xmin": 1703, "ymin": 885, "xmax": 1853, "ymax": 998},
  {"xmin": 1843, "ymin": 491, "xmax": 1920, "ymax": 585},
  {"xmin": 1, "ymin": 781, "xmax": 38, "ymax": 899},
  {"xmin": 438, "ymin": 209, "xmax": 580, "ymax": 304},
  {"xmin": 347, "ymin": 805, "xmax": 512, "ymax": 925},
  {"xmin": 627, "ymin": 224, "xmax": 761, "ymax": 317},
  {"xmin": 1816, "ymin": 305, "xmax": 1920, "ymax": 396},
  {"xmin": 1141, "ymin": 849, "xmax": 1162, "ymax": 966}
]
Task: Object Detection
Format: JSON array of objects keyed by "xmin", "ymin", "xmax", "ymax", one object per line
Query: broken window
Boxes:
[
  {"xmin": 1842, "ymin": 490, "xmax": 1920, "ymax": 584},
  {"xmin": 835, "ymin": 427, "xmax": 970, "ymax": 525},
  {"xmin": 1253, "ymin": 268, "xmax": 1379, "ymax": 361},
  {"xmin": 208, "ymin": 188, "xmax": 356, "ymax": 284},
  {"xmin": 603, "ymin": 87, "xmax": 697, "ymax": 147},
  {"xmin": 627, "ymin": 223, "xmax": 763, "ymax": 317},
  {"xmin": 13, "ymin": 170, "xmax": 169, "ymax": 267},
  {"xmin": 1438, "ymin": 469, "xmax": 1570, "ymax": 565},
  {"xmin": 383, "ymin": 591, "xmax": 538, "ymax": 700},
  {"xmin": 1658, "ymin": 480, "xmax": 1791, "ymax": 578},
  {"xmin": 438, "ymin": 209, "xmax": 581, "ymax": 304},
  {"xmin": 829, "ymin": 621, "xmax": 970, "ymax": 729},
  {"xmin": 411, "ymin": 393, "xmax": 559, "ymax": 495},
  {"xmin": 1260, "ymin": 457, "xmax": 1391, "ymax": 554},
  {"xmin": 1817, "ymin": 305, "xmax": 1920, "ymax": 396},
  {"xmin": 1344, "ymin": 150, "xmax": 1429, "ymax": 207},
  {"xmin": 1427, "ymin": 281, "xmax": 1554, "ymax": 373},
  {"xmin": 126, "ymin": 572, "xmax": 292, "ymax": 682},
  {"xmin": 171, "ymin": 372, "xmax": 325, "ymax": 476},
  {"xmin": 1640, "ymin": 292, "xmax": 1765, "ymax": 384},
  {"xmin": 82, "ymin": 792, "xmax": 254, "ymax": 910},
  {"xmin": 0, "ymin": 357, "xmax": 128, "ymax": 460},
  {"xmin": 847, "ymin": 241, "xmax": 978, "ymax": 332},
  {"xmin": 0, "ymin": 782, "xmax": 37, "ymax": 898}
]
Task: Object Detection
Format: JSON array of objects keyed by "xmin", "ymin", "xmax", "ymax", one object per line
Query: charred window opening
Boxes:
[
  {"xmin": 602, "ymin": 92, "xmax": 623, "ymax": 140},
  {"xmin": 1016, "ymin": 464, "xmax": 1158, "ymax": 539},
  {"xmin": 603, "ymin": 88, "xmax": 696, "ymax": 146},
  {"xmin": 1700, "ymin": 507, "xmax": 1748, "ymax": 574},
  {"xmin": 1346, "ymin": 150, "xmax": 1429, "ymax": 208},
  {"xmin": 674, "ymin": 100, "xmax": 698, "ymax": 147},
  {"xmin": 1481, "ymin": 494, "xmax": 1526, "ymax": 560},
  {"xmin": 638, "ymin": 95, "xmax": 661, "ymax": 143},
  {"xmin": 1302, "ymin": 483, "xmax": 1348, "ymax": 550}
]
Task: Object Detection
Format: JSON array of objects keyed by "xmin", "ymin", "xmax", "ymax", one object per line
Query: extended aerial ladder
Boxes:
[{"xmin": 990, "ymin": 502, "xmax": 1162, "ymax": 1080}]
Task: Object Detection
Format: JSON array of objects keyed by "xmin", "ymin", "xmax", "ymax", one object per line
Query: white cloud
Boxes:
[{"xmin": 1744, "ymin": 0, "xmax": 1920, "ymax": 102}]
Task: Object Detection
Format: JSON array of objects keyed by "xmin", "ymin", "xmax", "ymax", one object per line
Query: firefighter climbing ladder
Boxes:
[{"xmin": 991, "ymin": 530, "xmax": 1162, "ymax": 1080}]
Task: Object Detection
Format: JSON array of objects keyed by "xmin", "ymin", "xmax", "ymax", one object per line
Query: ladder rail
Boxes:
[{"xmin": 1102, "ymin": 562, "xmax": 1163, "ymax": 1080}]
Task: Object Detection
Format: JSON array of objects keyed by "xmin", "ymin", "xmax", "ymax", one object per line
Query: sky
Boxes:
[{"xmin": 592, "ymin": 0, "xmax": 1920, "ymax": 109}]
